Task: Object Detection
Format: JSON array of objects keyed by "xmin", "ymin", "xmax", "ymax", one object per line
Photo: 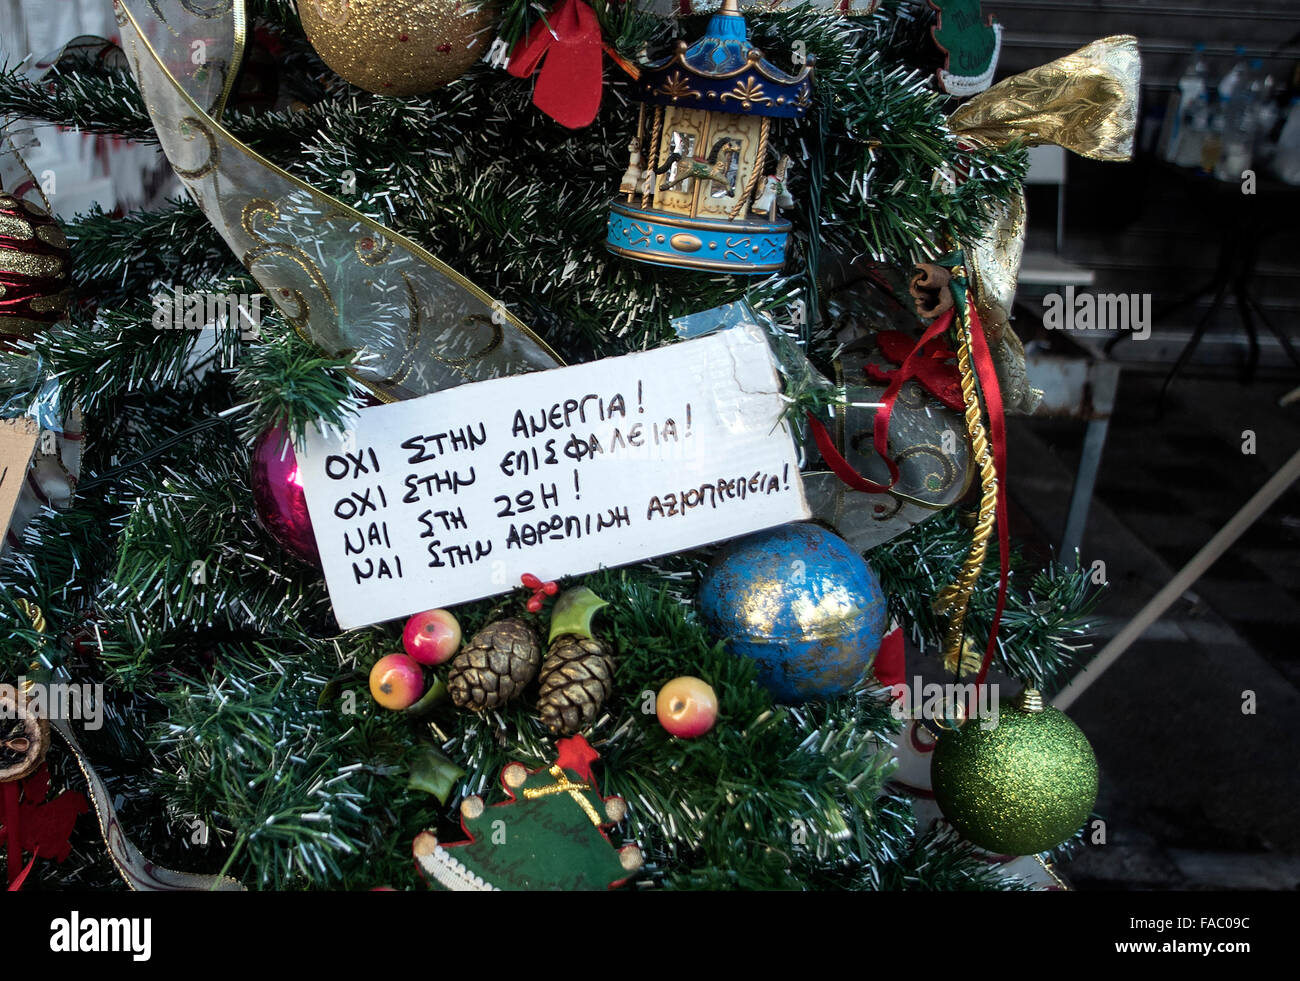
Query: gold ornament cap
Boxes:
[{"xmin": 1013, "ymin": 687, "xmax": 1045, "ymax": 713}]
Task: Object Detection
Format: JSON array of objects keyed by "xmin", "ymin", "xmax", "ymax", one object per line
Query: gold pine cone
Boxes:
[
  {"xmin": 0, "ymin": 685, "xmax": 50, "ymax": 782},
  {"xmin": 448, "ymin": 618, "xmax": 541, "ymax": 711},
  {"xmin": 537, "ymin": 634, "xmax": 614, "ymax": 735}
]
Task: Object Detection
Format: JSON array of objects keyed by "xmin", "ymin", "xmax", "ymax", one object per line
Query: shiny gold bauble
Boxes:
[
  {"xmin": 930, "ymin": 689, "xmax": 1098, "ymax": 856},
  {"xmin": 299, "ymin": 0, "xmax": 498, "ymax": 96}
]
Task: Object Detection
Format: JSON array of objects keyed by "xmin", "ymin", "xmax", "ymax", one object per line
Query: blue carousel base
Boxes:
[{"xmin": 606, "ymin": 200, "xmax": 790, "ymax": 275}]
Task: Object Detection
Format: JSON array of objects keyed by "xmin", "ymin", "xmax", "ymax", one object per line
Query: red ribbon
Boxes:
[
  {"xmin": 807, "ymin": 309, "xmax": 957, "ymax": 494},
  {"xmin": 964, "ymin": 303, "xmax": 1010, "ymax": 687},
  {"xmin": 865, "ymin": 330, "xmax": 963, "ymax": 411},
  {"xmin": 807, "ymin": 300, "xmax": 1011, "ymax": 685},
  {"xmin": 3, "ymin": 782, "xmax": 19, "ymax": 887},
  {"xmin": 507, "ymin": 0, "xmax": 605, "ymax": 129},
  {"xmin": 7, "ymin": 854, "xmax": 35, "ymax": 891}
]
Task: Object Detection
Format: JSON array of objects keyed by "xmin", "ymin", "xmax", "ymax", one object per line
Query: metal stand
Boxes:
[
  {"xmin": 1026, "ymin": 348, "xmax": 1122, "ymax": 566},
  {"xmin": 1106, "ymin": 162, "xmax": 1300, "ymax": 412}
]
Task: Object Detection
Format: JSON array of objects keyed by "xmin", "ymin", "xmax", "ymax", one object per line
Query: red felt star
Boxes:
[
  {"xmin": 873, "ymin": 622, "xmax": 907, "ymax": 690},
  {"xmin": 554, "ymin": 734, "xmax": 600, "ymax": 783}
]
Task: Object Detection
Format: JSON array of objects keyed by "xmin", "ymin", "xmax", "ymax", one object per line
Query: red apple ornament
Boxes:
[
  {"xmin": 369, "ymin": 654, "xmax": 425, "ymax": 710},
  {"xmin": 402, "ymin": 609, "xmax": 462, "ymax": 665},
  {"xmin": 656, "ymin": 676, "xmax": 718, "ymax": 738}
]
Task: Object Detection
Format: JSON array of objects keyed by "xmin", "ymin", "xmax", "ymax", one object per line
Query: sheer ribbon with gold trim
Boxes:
[{"xmin": 115, "ymin": 0, "xmax": 563, "ymax": 404}]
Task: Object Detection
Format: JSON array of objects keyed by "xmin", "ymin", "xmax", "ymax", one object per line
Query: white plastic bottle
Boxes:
[
  {"xmin": 1161, "ymin": 43, "xmax": 1210, "ymax": 162},
  {"xmin": 1251, "ymin": 68, "xmax": 1280, "ymax": 164},
  {"xmin": 1274, "ymin": 97, "xmax": 1300, "ymax": 184},
  {"xmin": 1175, "ymin": 92, "xmax": 1212, "ymax": 168},
  {"xmin": 1215, "ymin": 58, "xmax": 1261, "ymax": 180},
  {"xmin": 1217, "ymin": 46, "xmax": 1251, "ymax": 105}
]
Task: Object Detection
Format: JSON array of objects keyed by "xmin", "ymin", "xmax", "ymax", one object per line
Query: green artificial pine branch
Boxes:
[
  {"xmin": 0, "ymin": 5, "xmax": 1083, "ymax": 891},
  {"xmin": 233, "ymin": 322, "xmax": 362, "ymax": 446},
  {"xmin": 0, "ymin": 64, "xmax": 156, "ymax": 142},
  {"xmin": 869, "ymin": 508, "xmax": 1101, "ymax": 689},
  {"xmin": 65, "ymin": 202, "xmax": 228, "ymax": 311}
]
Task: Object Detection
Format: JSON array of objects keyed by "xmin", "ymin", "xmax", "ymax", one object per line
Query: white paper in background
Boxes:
[{"xmin": 298, "ymin": 324, "xmax": 810, "ymax": 630}]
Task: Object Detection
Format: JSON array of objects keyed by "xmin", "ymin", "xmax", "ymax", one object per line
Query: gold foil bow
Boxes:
[{"xmin": 948, "ymin": 35, "xmax": 1140, "ymax": 413}]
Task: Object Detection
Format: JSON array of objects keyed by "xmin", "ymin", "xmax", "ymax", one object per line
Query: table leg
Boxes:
[
  {"xmin": 1108, "ymin": 225, "xmax": 1232, "ymax": 359},
  {"xmin": 1236, "ymin": 278, "xmax": 1261, "ymax": 383},
  {"xmin": 1244, "ymin": 293, "xmax": 1300, "ymax": 371},
  {"xmin": 1061, "ymin": 415, "xmax": 1112, "ymax": 566}
]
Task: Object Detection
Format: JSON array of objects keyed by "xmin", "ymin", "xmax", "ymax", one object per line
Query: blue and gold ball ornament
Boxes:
[{"xmin": 698, "ymin": 523, "xmax": 887, "ymax": 702}]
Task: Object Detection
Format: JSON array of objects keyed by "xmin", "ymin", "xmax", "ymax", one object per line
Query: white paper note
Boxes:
[{"xmin": 298, "ymin": 324, "xmax": 809, "ymax": 629}]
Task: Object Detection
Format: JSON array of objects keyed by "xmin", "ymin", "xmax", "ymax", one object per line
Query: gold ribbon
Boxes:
[
  {"xmin": 948, "ymin": 36, "xmax": 1140, "ymax": 414},
  {"xmin": 932, "ymin": 299, "xmax": 998, "ymax": 675},
  {"xmin": 115, "ymin": 0, "xmax": 563, "ymax": 404},
  {"xmin": 521, "ymin": 764, "xmax": 604, "ymax": 828}
]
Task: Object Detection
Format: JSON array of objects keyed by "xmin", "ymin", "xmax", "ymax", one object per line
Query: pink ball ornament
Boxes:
[
  {"xmin": 251, "ymin": 425, "xmax": 320, "ymax": 566},
  {"xmin": 402, "ymin": 609, "xmax": 462, "ymax": 665}
]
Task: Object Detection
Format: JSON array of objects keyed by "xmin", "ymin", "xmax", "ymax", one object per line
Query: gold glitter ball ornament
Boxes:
[
  {"xmin": 299, "ymin": 0, "xmax": 498, "ymax": 96},
  {"xmin": 930, "ymin": 688, "xmax": 1098, "ymax": 856}
]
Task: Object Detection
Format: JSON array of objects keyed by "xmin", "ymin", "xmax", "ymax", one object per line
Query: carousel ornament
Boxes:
[{"xmin": 605, "ymin": 0, "xmax": 813, "ymax": 275}]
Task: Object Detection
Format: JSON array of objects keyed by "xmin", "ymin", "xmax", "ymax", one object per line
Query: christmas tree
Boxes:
[{"xmin": 0, "ymin": 0, "xmax": 1134, "ymax": 890}]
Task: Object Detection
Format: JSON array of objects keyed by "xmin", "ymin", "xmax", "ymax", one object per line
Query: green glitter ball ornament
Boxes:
[{"xmin": 930, "ymin": 688, "xmax": 1098, "ymax": 856}]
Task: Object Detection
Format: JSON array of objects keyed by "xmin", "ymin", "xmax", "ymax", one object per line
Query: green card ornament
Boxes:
[
  {"xmin": 413, "ymin": 735, "xmax": 642, "ymax": 890},
  {"xmin": 929, "ymin": 0, "xmax": 1002, "ymax": 96}
]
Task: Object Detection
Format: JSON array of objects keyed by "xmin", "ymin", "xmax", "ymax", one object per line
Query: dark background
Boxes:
[{"xmin": 980, "ymin": 1, "xmax": 1300, "ymax": 888}]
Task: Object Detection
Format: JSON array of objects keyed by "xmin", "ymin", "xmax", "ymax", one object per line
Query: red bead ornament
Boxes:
[{"xmin": 521, "ymin": 573, "xmax": 558, "ymax": 612}]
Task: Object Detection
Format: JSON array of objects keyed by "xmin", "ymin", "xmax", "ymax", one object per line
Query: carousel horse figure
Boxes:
[
  {"xmin": 751, "ymin": 155, "xmax": 794, "ymax": 220},
  {"xmin": 655, "ymin": 137, "xmax": 741, "ymax": 194},
  {"xmin": 619, "ymin": 136, "xmax": 646, "ymax": 196}
]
